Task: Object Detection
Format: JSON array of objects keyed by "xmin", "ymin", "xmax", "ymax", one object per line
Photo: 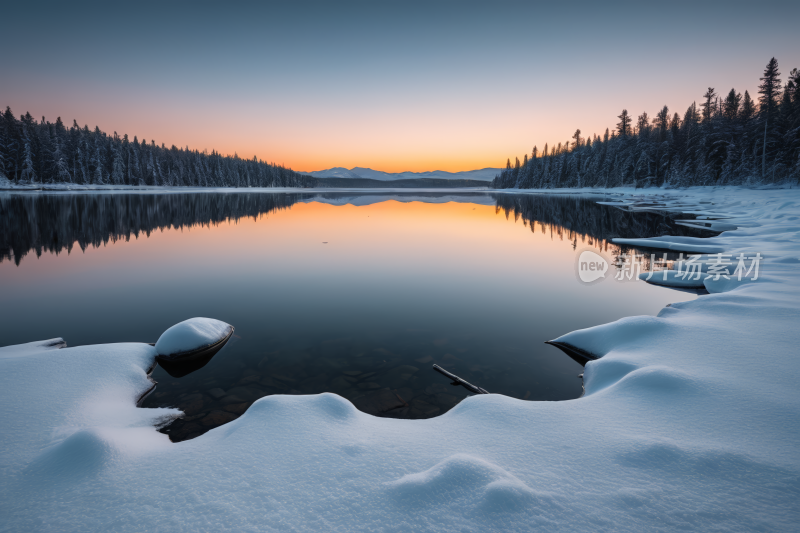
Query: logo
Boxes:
[{"xmin": 577, "ymin": 250, "xmax": 608, "ymax": 283}]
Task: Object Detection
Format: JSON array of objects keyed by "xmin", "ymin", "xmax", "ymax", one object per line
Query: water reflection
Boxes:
[
  {"xmin": 0, "ymin": 191, "xmax": 708, "ymax": 442},
  {"xmin": 1, "ymin": 191, "xmax": 706, "ymax": 266},
  {"xmin": 0, "ymin": 192, "xmax": 302, "ymax": 265}
]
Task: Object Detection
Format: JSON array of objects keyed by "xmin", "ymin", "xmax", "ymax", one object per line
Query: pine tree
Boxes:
[
  {"xmin": 20, "ymin": 141, "xmax": 36, "ymax": 183},
  {"xmin": 52, "ymin": 137, "xmax": 71, "ymax": 182},
  {"xmin": 111, "ymin": 148, "xmax": 125, "ymax": 184},
  {"xmin": 2, "ymin": 107, "xmax": 20, "ymax": 181},
  {"xmin": 701, "ymin": 88, "xmax": 717, "ymax": 122},
  {"xmin": 758, "ymin": 57, "xmax": 782, "ymax": 179},
  {"xmin": 654, "ymin": 106, "xmax": 670, "ymax": 143},
  {"xmin": 616, "ymin": 110, "xmax": 631, "ymax": 137},
  {"xmin": 723, "ymin": 89, "xmax": 741, "ymax": 121},
  {"xmin": 635, "ymin": 112, "xmax": 650, "ymax": 143},
  {"xmin": 740, "ymin": 91, "xmax": 755, "ymax": 122},
  {"xmin": 92, "ymin": 146, "xmax": 104, "ymax": 184}
]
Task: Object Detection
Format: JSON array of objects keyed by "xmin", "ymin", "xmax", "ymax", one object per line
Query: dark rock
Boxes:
[
  {"xmin": 180, "ymin": 422, "xmax": 202, "ymax": 434},
  {"xmin": 388, "ymin": 406, "xmax": 411, "ymax": 418},
  {"xmin": 425, "ymin": 383, "xmax": 450, "ymax": 395},
  {"xmin": 395, "ymin": 388, "xmax": 416, "ymax": 402},
  {"xmin": 182, "ymin": 398, "xmax": 206, "ymax": 415},
  {"xmin": 386, "ymin": 365, "xmax": 419, "ymax": 376},
  {"xmin": 208, "ymin": 388, "xmax": 226, "ymax": 400},
  {"xmin": 410, "ymin": 399, "xmax": 441, "ymax": 418},
  {"xmin": 352, "ymin": 388, "xmax": 406, "ymax": 416},
  {"xmin": 298, "ymin": 375, "xmax": 328, "ymax": 393},
  {"xmin": 223, "ymin": 402, "xmax": 250, "ymax": 414},
  {"xmin": 329, "ymin": 377, "xmax": 353, "ymax": 394},
  {"xmin": 435, "ymin": 393, "xmax": 461, "ymax": 408},
  {"xmin": 225, "ymin": 386, "xmax": 262, "ymax": 401},
  {"xmin": 220, "ymin": 394, "xmax": 248, "ymax": 405},
  {"xmin": 200, "ymin": 410, "xmax": 238, "ymax": 427},
  {"xmin": 181, "ymin": 393, "xmax": 204, "ymax": 402},
  {"xmin": 259, "ymin": 376, "xmax": 278, "ymax": 388}
]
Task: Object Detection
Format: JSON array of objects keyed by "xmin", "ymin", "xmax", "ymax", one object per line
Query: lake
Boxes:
[{"xmin": 0, "ymin": 190, "xmax": 707, "ymax": 441}]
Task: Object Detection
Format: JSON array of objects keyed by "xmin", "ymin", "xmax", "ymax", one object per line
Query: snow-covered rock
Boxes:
[{"xmin": 154, "ymin": 318, "xmax": 233, "ymax": 360}]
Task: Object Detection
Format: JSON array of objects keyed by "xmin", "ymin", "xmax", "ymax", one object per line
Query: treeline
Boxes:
[
  {"xmin": 0, "ymin": 109, "xmax": 315, "ymax": 188},
  {"xmin": 493, "ymin": 58, "xmax": 800, "ymax": 189}
]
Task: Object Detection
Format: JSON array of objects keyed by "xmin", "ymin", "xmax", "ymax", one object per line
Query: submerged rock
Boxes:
[
  {"xmin": 352, "ymin": 388, "xmax": 406, "ymax": 415},
  {"xmin": 208, "ymin": 388, "xmax": 226, "ymax": 400},
  {"xmin": 200, "ymin": 410, "xmax": 238, "ymax": 427}
]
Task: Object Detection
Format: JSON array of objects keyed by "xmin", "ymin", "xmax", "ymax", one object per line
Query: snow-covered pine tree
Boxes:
[
  {"xmin": 111, "ymin": 148, "xmax": 125, "ymax": 185},
  {"xmin": 758, "ymin": 57, "xmax": 782, "ymax": 180},
  {"xmin": 52, "ymin": 138, "xmax": 72, "ymax": 183},
  {"xmin": 616, "ymin": 110, "xmax": 631, "ymax": 137},
  {"xmin": 20, "ymin": 141, "xmax": 36, "ymax": 183}
]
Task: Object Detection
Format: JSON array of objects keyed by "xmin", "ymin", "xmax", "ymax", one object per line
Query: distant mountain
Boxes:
[
  {"xmin": 313, "ymin": 177, "xmax": 490, "ymax": 189},
  {"xmin": 303, "ymin": 167, "xmax": 501, "ymax": 182},
  {"xmin": 306, "ymin": 167, "xmax": 363, "ymax": 180}
]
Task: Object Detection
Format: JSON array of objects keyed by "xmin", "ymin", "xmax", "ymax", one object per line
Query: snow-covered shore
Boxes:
[{"xmin": 1, "ymin": 188, "xmax": 799, "ymax": 532}]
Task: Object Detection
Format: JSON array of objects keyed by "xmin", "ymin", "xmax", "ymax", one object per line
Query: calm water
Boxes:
[{"xmin": 0, "ymin": 190, "xmax": 707, "ymax": 441}]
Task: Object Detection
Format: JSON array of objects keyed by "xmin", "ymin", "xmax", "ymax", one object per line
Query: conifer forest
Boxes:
[
  {"xmin": 493, "ymin": 58, "xmax": 800, "ymax": 189},
  {"xmin": 0, "ymin": 109, "xmax": 314, "ymax": 188}
]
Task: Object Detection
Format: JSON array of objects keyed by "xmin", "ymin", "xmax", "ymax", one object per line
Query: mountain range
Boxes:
[{"xmin": 302, "ymin": 167, "xmax": 501, "ymax": 181}]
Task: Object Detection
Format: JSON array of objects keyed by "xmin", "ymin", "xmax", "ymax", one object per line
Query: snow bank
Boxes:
[
  {"xmin": 1, "ymin": 187, "xmax": 800, "ymax": 531},
  {"xmin": 612, "ymin": 237, "xmax": 726, "ymax": 254}
]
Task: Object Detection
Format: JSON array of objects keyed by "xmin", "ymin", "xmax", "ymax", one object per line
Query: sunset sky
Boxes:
[{"xmin": 3, "ymin": 1, "xmax": 798, "ymax": 173}]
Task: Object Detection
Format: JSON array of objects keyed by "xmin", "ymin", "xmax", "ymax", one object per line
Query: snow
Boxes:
[
  {"xmin": 637, "ymin": 270, "xmax": 707, "ymax": 289},
  {"xmin": 613, "ymin": 237, "xmax": 726, "ymax": 254},
  {"xmin": 1, "ymin": 187, "xmax": 800, "ymax": 531},
  {"xmin": 154, "ymin": 317, "xmax": 233, "ymax": 358},
  {"xmin": 0, "ymin": 338, "xmax": 66, "ymax": 358},
  {"xmin": 303, "ymin": 166, "xmax": 364, "ymax": 180}
]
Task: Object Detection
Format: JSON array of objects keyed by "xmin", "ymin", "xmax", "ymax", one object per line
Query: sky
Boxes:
[{"xmin": 2, "ymin": 0, "xmax": 799, "ymax": 173}]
